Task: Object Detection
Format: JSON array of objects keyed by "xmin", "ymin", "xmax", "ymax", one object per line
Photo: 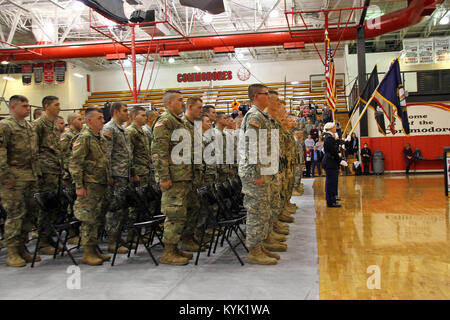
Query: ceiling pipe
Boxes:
[{"xmin": 0, "ymin": 0, "xmax": 439, "ymax": 61}]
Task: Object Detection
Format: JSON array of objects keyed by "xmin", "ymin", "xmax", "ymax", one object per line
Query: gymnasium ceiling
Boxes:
[{"xmin": 0, "ymin": 0, "xmax": 449, "ymax": 70}]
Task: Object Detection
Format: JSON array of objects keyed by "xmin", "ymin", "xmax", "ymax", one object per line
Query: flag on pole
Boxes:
[
  {"xmin": 373, "ymin": 59, "xmax": 410, "ymax": 135},
  {"xmin": 360, "ymin": 65, "xmax": 387, "ymax": 135},
  {"xmin": 325, "ymin": 34, "xmax": 337, "ymax": 113}
]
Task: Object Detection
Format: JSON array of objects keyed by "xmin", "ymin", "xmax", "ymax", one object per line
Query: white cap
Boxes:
[{"xmin": 324, "ymin": 122, "xmax": 336, "ymax": 131}]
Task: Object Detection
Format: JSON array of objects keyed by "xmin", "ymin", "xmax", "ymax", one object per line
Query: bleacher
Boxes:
[{"xmin": 83, "ymin": 80, "xmax": 349, "ymax": 115}]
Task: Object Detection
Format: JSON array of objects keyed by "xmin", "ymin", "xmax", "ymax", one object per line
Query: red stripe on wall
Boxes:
[{"xmin": 360, "ymin": 135, "xmax": 450, "ymax": 171}]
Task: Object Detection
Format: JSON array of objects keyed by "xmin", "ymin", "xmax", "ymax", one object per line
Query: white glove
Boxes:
[
  {"xmin": 345, "ymin": 136, "xmax": 351, "ymax": 142},
  {"xmin": 340, "ymin": 160, "xmax": 348, "ymax": 167},
  {"xmin": 341, "ymin": 144, "xmax": 346, "ymax": 150}
]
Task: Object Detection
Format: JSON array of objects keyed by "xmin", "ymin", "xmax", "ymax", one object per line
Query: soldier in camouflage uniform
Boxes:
[
  {"xmin": 214, "ymin": 112, "xmax": 230, "ymax": 183},
  {"xmin": 0, "ymin": 95, "xmax": 41, "ymax": 267},
  {"xmin": 201, "ymin": 115, "xmax": 216, "ymax": 186},
  {"xmin": 143, "ymin": 109, "xmax": 159, "ymax": 186},
  {"xmin": 181, "ymin": 96, "xmax": 205, "ymax": 253},
  {"xmin": 126, "ymin": 106, "xmax": 152, "ymax": 224},
  {"xmin": 151, "ymin": 90, "xmax": 192, "ymax": 265},
  {"xmin": 293, "ymin": 129, "xmax": 304, "ymax": 193},
  {"xmin": 60, "ymin": 113, "xmax": 84, "ymax": 245},
  {"xmin": 69, "ymin": 107, "xmax": 112, "ymax": 265},
  {"xmin": 284, "ymin": 116, "xmax": 300, "ymax": 214},
  {"xmin": 34, "ymin": 96, "xmax": 64, "ymax": 255},
  {"xmin": 102, "ymin": 102, "xmax": 136, "ymax": 254},
  {"xmin": 239, "ymin": 84, "xmax": 279, "ymax": 265}
]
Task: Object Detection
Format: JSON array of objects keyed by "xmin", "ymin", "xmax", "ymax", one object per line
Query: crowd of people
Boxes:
[{"xmin": 0, "ymin": 85, "xmax": 308, "ymax": 268}]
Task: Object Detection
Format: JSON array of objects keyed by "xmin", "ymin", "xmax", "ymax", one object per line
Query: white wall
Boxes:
[
  {"xmin": 0, "ymin": 62, "xmax": 90, "ymax": 120},
  {"xmin": 91, "ymin": 58, "xmax": 346, "ymax": 92}
]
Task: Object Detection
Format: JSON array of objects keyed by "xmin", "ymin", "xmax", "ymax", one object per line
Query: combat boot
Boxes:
[
  {"xmin": 174, "ymin": 246, "xmax": 193, "ymax": 260},
  {"xmin": 107, "ymin": 236, "xmax": 129, "ymax": 254},
  {"xmin": 261, "ymin": 245, "xmax": 280, "ymax": 260},
  {"xmin": 81, "ymin": 245, "xmax": 103, "ymax": 266},
  {"xmin": 6, "ymin": 247, "xmax": 27, "ymax": 267},
  {"xmin": 181, "ymin": 236, "xmax": 205, "ymax": 252},
  {"xmin": 288, "ymin": 202, "xmax": 298, "ymax": 210},
  {"xmin": 95, "ymin": 247, "xmax": 111, "ymax": 262},
  {"xmin": 160, "ymin": 243, "xmax": 189, "ymax": 265},
  {"xmin": 126, "ymin": 231, "xmax": 138, "ymax": 250},
  {"xmin": 274, "ymin": 221, "xmax": 289, "ymax": 235},
  {"xmin": 68, "ymin": 236, "xmax": 80, "ymax": 245},
  {"xmin": 279, "ymin": 210, "xmax": 294, "ymax": 223},
  {"xmin": 263, "ymin": 234, "xmax": 287, "ymax": 252},
  {"xmin": 271, "ymin": 231, "xmax": 287, "ymax": 242},
  {"xmin": 19, "ymin": 244, "xmax": 41, "ymax": 263},
  {"xmin": 248, "ymin": 245, "xmax": 277, "ymax": 265},
  {"xmin": 39, "ymin": 238, "xmax": 58, "ymax": 255}
]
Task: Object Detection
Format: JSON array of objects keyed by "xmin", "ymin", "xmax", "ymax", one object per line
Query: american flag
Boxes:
[{"xmin": 325, "ymin": 35, "xmax": 337, "ymax": 112}]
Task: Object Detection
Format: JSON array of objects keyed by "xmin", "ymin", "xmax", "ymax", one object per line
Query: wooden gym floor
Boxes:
[{"xmin": 313, "ymin": 174, "xmax": 449, "ymax": 300}]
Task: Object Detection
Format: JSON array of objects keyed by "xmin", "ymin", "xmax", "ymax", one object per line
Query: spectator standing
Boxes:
[
  {"xmin": 304, "ymin": 148, "xmax": 312, "ymax": 177},
  {"xmin": 310, "ymin": 124, "xmax": 319, "ymax": 141},
  {"xmin": 304, "ymin": 118, "xmax": 313, "ymax": 136},
  {"xmin": 350, "ymin": 132, "xmax": 359, "ymax": 157},
  {"xmin": 360, "ymin": 143, "xmax": 371, "ymax": 175},
  {"xmin": 311, "ymin": 145, "xmax": 323, "ymax": 177},
  {"xmin": 315, "ymin": 137, "xmax": 324, "ymax": 153},
  {"xmin": 304, "ymin": 134, "xmax": 315, "ymax": 150}
]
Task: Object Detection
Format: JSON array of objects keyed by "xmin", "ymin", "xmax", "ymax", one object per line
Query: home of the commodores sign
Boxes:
[{"xmin": 177, "ymin": 71, "xmax": 233, "ymax": 82}]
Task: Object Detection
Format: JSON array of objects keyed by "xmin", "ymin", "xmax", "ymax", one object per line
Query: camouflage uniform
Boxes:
[
  {"xmin": 33, "ymin": 114, "xmax": 63, "ymax": 235},
  {"xmin": 279, "ymin": 129, "xmax": 290, "ymax": 212},
  {"xmin": 267, "ymin": 115, "xmax": 282, "ymax": 232},
  {"xmin": 181, "ymin": 115, "xmax": 204, "ymax": 241},
  {"xmin": 202, "ymin": 133, "xmax": 217, "ymax": 186},
  {"xmin": 214, "ymin": 127, "xmax": 229, "ymax": 183},
  {"xmin": 126, "ymin": 123, "xmax": 152, "ymax": 221},
  {"xmin": 102, "ymin": 120, "xmax": 133, "ymax": 236},
  {"xmin": 60, "ymin": 128, "xmax": 79, "ymax": 189},
  {"xmin": 69, "ymin": 127, "xmax": 110, "ymax": 246},
  {"xmin": 286, "ymin": 131, "xmax": 298, "ymax": 202},
  {"xmin": 151, "ymin": 110, "xmax": 192, "ymax": 245},
  {"xmin": 238, "ymin": 106, "xmax": 275, "ymax": 249},
  {"xmin": 294, "ymin": 136, "xmax": 304, "ymax": 187},
  {"xmin": 142, "ymin": 124, "xmax": 156, "ymax": 186},
  {"xmin": 0, "ymin": 116, "xmax": 41, "ymax": 247}
]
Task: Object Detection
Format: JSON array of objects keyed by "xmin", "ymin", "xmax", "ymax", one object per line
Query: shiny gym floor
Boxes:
[{"xmin": 0, "ymin": 175, "xmax": 448, "ymax": 300}]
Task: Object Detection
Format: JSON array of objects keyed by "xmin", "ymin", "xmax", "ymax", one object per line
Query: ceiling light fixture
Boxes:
[
  {"xmin": 236, "ymin": 52, "xmax": 244, "ymax": 59},
  {"xmin": 123, "ymin": 59, "xmax": 131, "ymax": 67},
  {"xmin": 168, "ymin": 57, "xmax": 175, "ymax": 63},
  {"xmin": 1, "ymin": 61, "xmax": 9, "ymax": 65},
  {"xmin": 74, "ymin": 73, "xmax": 84, "ymax": 78},
  {"xmin": 3, "ymin": 76, "xmax": 15, "ymax": 81},
  {"xmin": 194, "ymin": 65, "xmax": 201, "ymax": 71},
  {"xmin": 440, "ymin": 16, "xmax": 449, "ymax": 25}
]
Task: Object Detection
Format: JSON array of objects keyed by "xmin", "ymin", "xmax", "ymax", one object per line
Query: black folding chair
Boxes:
[
  {"xmin": 31, "ymin": 190, "xmax": 81, "ymax": 267},
  {"xmin": 109, "ymin": 185, "xmax": 165, "ymax": 266},
  {"xmin": 194, "ymin": 179, "xmax": 248, "ymax": 266}
]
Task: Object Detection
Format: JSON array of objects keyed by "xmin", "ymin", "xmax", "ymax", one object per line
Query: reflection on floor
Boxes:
[{"xmin": 314, "ymin": 174, "xmax": 450, "ymax": 300}]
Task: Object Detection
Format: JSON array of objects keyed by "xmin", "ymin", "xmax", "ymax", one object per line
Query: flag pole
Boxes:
[
  {"xmin": 343, "ymin": 97, "xmax": 360, "ymax": 134},
  {"xmin": 347, "ymin": 66, "xmax": 392, "ymax": 136}
]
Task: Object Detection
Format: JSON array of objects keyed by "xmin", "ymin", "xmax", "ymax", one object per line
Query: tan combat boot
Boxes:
[
  {"xmin": 271, "ymin": 231, "xmax": 287, "ymax": 242},
  {"xmin": 126, "ymin": 231, "xmax": 138, "ymax": 250},
  {"xmin": 6, "ymin": 247, "xmax": 27, "ymax": 267},
  {"xmin": 81, "ymin": 245, "xmax": 103, "ymax": 266},
  {"xmin": 39, "ymin": 238, "xmax": 58, "ymax": 255},
  {"xmin": 95, "ymin": 247, "xmax": 111, "ymax": 262},
  {"xmin": 279, "ymin": 210, "xmax": 294, "ymax": 223},
  {"xmin": 68, "ymin": 236, "xmax": 80, "ymax": 245},
  {"xmin": 174, "ymin": 246, "xmax": 193, "ymax": 260},
  {"xmin": 181, "ymin": 236, "xmax": 205, "ymax": 252},
  {"xmin": 107, "ymin": 236, "xmax": 129, "ymax": 254},
  {"xmin": 263, "ymin": 234, "xmax": 287, "ymax": 252},
  {"xmin": 248, "ymin": 245, "xmax": 277, "ymax": 265},
  {"xmin": 274, "ymin": 221, "xmax": 290, "ymax": 235},
  {"xmin": 261, "ymin": 245, "xmax": 280, "ymax": 260},
  {"xmin": 160, "ymin": 243, "xmax": 189, "ymax": 265},
  {"xmin": 19, "ymin": 244, "xmax": 41, "ymax": 263}
]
